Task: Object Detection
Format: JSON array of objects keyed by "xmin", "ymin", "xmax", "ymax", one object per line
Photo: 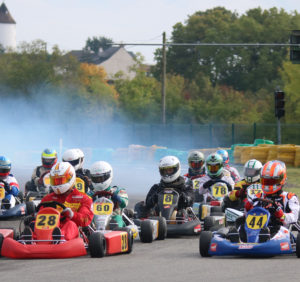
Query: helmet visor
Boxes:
[
  {"xmin": 261, "ymin": 177, "xmax": 282, "ymax": 186},
  {"xmin": 245, "ymin": 168, "xmax": 260, "ymax": 177},
  {"xmin": 91, "ymin": 172, "xmax": 110, "ymax": 184},
  {"xmin": 42, "ymin": 158, "xmax": 56, "ymax": 166},
  {"xmin": 159, "ymin": 164, "xmax": 179, "ymax": 177},
  {"xmin": 66, "ymin": 159, "xmax": 80, "ymax": 167},
  {"xmin": 50, "ymin": 173, "xmax": 72, "ymax": 186},
  {"xmin": 207, "ymin": 164, "xmax": 221, "ymax": 173},
  {"xmin": 190, "ymin": 161, "xmax": 203, "ymax": 169},
  {"xmin": 0, "ymin": 168, "xmax": 10, "ymax": 174}
]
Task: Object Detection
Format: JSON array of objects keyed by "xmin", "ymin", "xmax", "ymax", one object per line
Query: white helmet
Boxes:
[
  {"xmin": 76, "ymin": 148, "xmax": 84, "ymax": 170},
  {"xmin": 244, "ymin": 159, "xmax": 262, "ymax": 183},
  {"xmin": 90, "ymin": 161, "xmax": 113, "ymax": 191},
  {"xmin": 50, "ymin": 162, "xmax": 76, "ymax": 195},
  {"xmin": 159, "ymin": 155, "xmax": 181, "ymax": 183},
  {"xmin": 62, "ymin": 149, "xmax": 81, "ymax": 171}
]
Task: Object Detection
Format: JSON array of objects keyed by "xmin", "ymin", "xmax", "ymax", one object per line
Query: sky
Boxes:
[{"xmin": 3, "ymin": 0, "xmax": 299, "ymax": 64}]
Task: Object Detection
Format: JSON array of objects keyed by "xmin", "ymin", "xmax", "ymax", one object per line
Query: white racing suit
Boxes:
[
  {"xmin": 224, "ymin": 164, "xmax": 241, "ymax": 183},
  {"xmin": 198, "ymin": 170, "xmax": 235, "ymax": 202},
  {"xmin": 0, "ymin": 174, "xmax": 19, "ymax": 208}
]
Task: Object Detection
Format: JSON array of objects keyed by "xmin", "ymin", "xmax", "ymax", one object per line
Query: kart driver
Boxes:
[
  {"xmin": 25, "ymin": 148, "xmax": 57, "ymax": 193},
  {"xmin": 198, "ymin": 153, "xmax": 235, "ymax": 202},
  {"xmin": 0, "ymin": 156, "xmax": 20, "ymax": 209},
  {"xmin": 88, "ymin": 161, "xmax": 129, "ymax": 227},
  {"xmin": 40, "ymin": 162, "xmax": 94, "ymax": 240},
  {"xmin": 216, "ymin": 149, "xmax": 240, "ymax": 183},
  {"xmin": 243, "ymin": 160, "xmax": 299, "ymax": 237}
]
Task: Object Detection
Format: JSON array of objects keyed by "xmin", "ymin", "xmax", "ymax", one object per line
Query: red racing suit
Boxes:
[{"xmin": 41, "ymin": 188, "xmax": 93, "ymax": 240}]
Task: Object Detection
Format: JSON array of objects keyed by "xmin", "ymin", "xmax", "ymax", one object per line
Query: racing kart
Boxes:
[
  {"xmin": 0, "ymin": 201, "xmax": 132, "ymax": 258},
  {"xmin": 139, "ymin": 188, "xmax": 201, "ymax": 237},
  {"xmin": 193, "ymin": 180, "xmax": 232, "ymax": 231},
  {"xmin": 200, "ymin": 198, "xmax": 300, "ymax": 257},
  {"xmin": 0, "ymin": 181, "xmax": 35, "ymax": 219},
  {"xmin": 92, "ymin": 191, "xmax": 166, "ymax": 243}
]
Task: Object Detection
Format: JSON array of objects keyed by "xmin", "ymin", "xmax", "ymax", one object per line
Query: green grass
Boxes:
[{"xmin": 284, "ymin": 167, "xmax": 300, "ymax": 197}]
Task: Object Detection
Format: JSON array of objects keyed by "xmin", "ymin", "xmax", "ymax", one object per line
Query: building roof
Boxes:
[
  {"xmin": 69, "ymin": 46, "xmax": 135, "ymax": 64},
  {"xmin": 0, "ymin": 3, "xmax": 16, "ymax": 24}
]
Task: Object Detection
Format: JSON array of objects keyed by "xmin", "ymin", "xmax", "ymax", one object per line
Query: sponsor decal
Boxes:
[
  {"xmin": 194, "ymin": 225, "xmax": 201, "ymax": 233},
  {"xmin": 21, "ymin": 206, "xmax": 25, "ymax": 215},
  {"xmin": 280, "ymin": 242, "xmax": 290, "ymax": 251},
  {"xmin": 210, "ymin": 243, "xmax": 217, "ymax": 252},
  {"xmin": 164, "ymin": 205, "xmax": 170, "ymax": 209},
  {"xmin": 238, "ymin": 244, "xmax": 254, "ymax": 250}
]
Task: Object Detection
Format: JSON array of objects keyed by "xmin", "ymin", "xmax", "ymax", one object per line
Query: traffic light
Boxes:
[
  {"xmin": 290, "ymin": 30, "xmax": 300, "ymax": 64},
  {"xmin": 274, "ymin": 91, "xmax": 285, "ymax": 119}
]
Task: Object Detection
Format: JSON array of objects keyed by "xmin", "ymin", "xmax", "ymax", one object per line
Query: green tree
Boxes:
[{"xmin": 84, "ymin": 36, "xmax": 113, "ymax": 53}]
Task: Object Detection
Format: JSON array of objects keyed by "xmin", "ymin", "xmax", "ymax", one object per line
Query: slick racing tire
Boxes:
[
  {"xmin": 25, "ymin": 201, "xmax": 36, "ymax": 215},
  {"xmin": 199, "ymin": 231, "xmax": 212, "ymax": 257},
  {"xmin": 140, "ymin": 220, "xmax": 153, "ymax": 243},
  {"xmin": 89, "ymin": 232, "xmax": 106, "ymax": 258},
  {"xmin": 296, "ymin": 233, "xmax": 300, "ymax": 258},
  {"xmin": 0, "ymin": 234, "xmax": 3, "ymax": 256},
  {"xmin": 157, "ymin": 216, "xmax": 167, "ymax": 240},
  {"xmin": 204, "ymin": 216, "xmax": 216, "ymax": 231}
]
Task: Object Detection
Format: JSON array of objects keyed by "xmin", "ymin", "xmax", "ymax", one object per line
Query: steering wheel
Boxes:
[
  {"xmin": 92, "ymin": 190, "xmax": 113, "ymax": 201},
  {"xmin": 36, "ymin": 201, "xmax": 67, "ymax": 213}
]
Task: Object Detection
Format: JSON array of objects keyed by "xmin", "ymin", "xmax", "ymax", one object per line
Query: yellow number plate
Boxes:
[
  {"xmin": 35, "ymin": 214, "xmax": 59, "ymax": 230},
  {"xmin": 246, "ymin": 214, "xmax": 268, "ymax": 230},
  {"xmin": 76, "ymin": 177, "xmax": 85, "ymax": 193},
  {"xmin": 121, "ymin": 232, "xmax": 128, "ymax": 252},
  {"xmin": 248, "ymin": 188, "xmax": 263, "ymax": 196},
  {"xmin": 193, "ymin": 180, "xmax": 200, "ymax": 190},
  {"xmin": 0, "ymin": 187, "xmax": 5, "ymax": 199},
  {"xmin": 163, "ymin": 194, "xmax": 173, "ymax": 205},
  {"xmin": 212, "ymin": 184, "xmax": 228, "ymax": 198},
  {"xmin": 43, "ymin": 174, "xmax": 50, "ymax": 186},
  {"xmin": 93, "ymin": 202, "xmax": 113, "ymax": 215}
]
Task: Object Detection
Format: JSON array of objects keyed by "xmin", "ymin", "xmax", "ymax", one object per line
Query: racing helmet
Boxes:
[
  {"xmin": 90, "ymin": 161, "xmax": 113, "ymax": 191},
  {"xmin": 216, "ymin": 149, "xmax": 229, "ymax": 164},
  {"xmin": 62, "ymin": 149, "xmax": 81, "ymax": 171},
  {"xmin": 0, "ymin": 156, "xmax": 11, "ymax": 177},
  {"xmin": 188, "ymin": 150, "xmax": 205, "ymax": 173},
  {"xmin": 159, "ymin": 155, "xmax": 181, "ymax": 183},
  {"xmin": 261, "ymin": 160, "xmax": 287, "ymax": 195},
  {"xmin": 76, "ymin": 148, "xmax": 84, "ymax": 170},
  {"xmin": 244, "ymin": 159, "xmax": 262, "ymax": 183},
  {"xmin": 50, "ymin": 162, "xmax": 76, "ymax": 195},
  {"xmin": 206, "ymin": 153, "xmax": 223, "ymax": 178},
  {"xmin": 41, "ymin": 148, "xmax": 57, "ymax": 169}
]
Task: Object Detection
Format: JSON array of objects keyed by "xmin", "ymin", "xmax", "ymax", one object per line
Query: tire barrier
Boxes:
[
  {"xmin": 294, "ymin": 146, "xmax": 300, "ymax": 167},
  {"xmin": 277, "ymin": 145, "xmax": 296, "ymax": 166},
  {"xmin": 240, "ymin": 146, "xmax": 253, "ymax": 165},
  {"xmin": 249, "ymin": 146, "xmax": 270, "ymax": 164}
]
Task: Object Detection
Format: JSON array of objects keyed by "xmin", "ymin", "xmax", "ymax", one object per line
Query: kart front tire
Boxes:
[
  {"xmin": 199, "ymin": 231, "xmax": 212, "ymax": 257},
  {"xmin": 89, "ymin": 232, "xmax": 106, "ymax": 258},
  {"xmin": 140, "ymin": 220, "xmax": 153, "ymax": 243},
  {"xmin": 296, "ymin": 233, "xmax": 300, "ymax": 258},
  {"xmin": 157, "ymin": 216, "xmax": 167, "ymax": 240},
  {"xmin": 25, "ymin": 201, "xmax": 36, "ymax": 215},
  {"xmin": 204, "ymin": 216, "xmax": 216, "ymax": 231}
]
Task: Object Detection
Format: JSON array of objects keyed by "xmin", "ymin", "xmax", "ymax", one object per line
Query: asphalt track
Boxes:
[{"xmin": 1, "ymin": 167, "xmax": 300, "ymax": 282}]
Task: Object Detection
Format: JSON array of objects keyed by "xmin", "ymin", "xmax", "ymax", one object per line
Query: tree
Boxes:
[{"xmin": 84, "ymin": 36, "xmax": 113, "ymax": 53}]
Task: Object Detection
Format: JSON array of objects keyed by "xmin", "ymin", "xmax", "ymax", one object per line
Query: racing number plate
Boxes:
[
  {"xmin": 246, "ymin": 214, "xmax": 268, "ymax": 230},
  {"xmin": 163, "ymin": 194, "xmax": 174, "ymax": 205},
  {"xmin": 0, "ymin": 187, "xmax": 5, "ymax": 199},
  {"xmin": 212, "ymin": 184, "xmax": 228, "ymax": 198},
  {"xmin": 247, "ymin": 188, "xmax": 263, "ymax": 197},
  {"xmin": 75, "ymin": 177, "xmax": 85, "ymax": 193},
  {"xmin": 35, "ymin": 214, "xmax": 59, "ymax": 230},
  {"xmin": 93, "ymin": 202, "xmax": 113, "ymax": 215},
  {"xmin": 43, "ymin": 174, "xmax": 50, "ymax": 186},
  {"xmin": 192, "ymin": 179, "xmax": 200, "ymax": 190},
  {"xmin": 121, "ymin": 232, "xmax": 128, "ymax": 252}
]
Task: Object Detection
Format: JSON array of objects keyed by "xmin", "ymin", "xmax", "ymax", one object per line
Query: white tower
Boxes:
[{"xmin": 0, "ymin": 2, "xmax": 16, "ymax": 50}]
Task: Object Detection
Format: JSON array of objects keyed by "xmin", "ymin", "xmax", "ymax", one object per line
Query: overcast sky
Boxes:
[{"xmin": 3, "ymin": 0, "xmax": 299, "ymax": 64}]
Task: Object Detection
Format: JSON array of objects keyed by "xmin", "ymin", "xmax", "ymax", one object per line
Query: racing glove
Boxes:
[
  {"xmin": 244, "ymin": 200, "xmax": 253, "ymax": 211},
  {"xmin": 111, "ymin": 193, "xmax": 122, "ymax": 204},
  {"xmin": 274, "ymin": 206, "xmax": 285, "ymax": 222},
  {"xmin": 62, "ymin": 208, "xmax": 74, "ymax": 219}
]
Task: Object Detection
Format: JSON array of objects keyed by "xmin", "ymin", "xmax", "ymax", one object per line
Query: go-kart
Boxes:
[
  {"xmin": 0, "ymin": 181, "xmax": 35, "ymax": 219},
  {"xmin": 193, "ymin": 180, "xmax": 232, "ymax": 231},
  {"xmin": 139, "ymin": 188, "xmax": 201, "ymax": 237},
  {"xmin": 200, "ymin": 197, "xmax": 300, "ymax": 257},
  {"xmin": 92, "ymin": 191, "xmax": 166, "ymax": 243},
  {"xmin": 0, "ymin": 201, "xmax": 132, "ymax": 258}
]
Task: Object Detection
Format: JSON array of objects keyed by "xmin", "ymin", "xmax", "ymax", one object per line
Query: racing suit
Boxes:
[
  {"xmin": 184, "ymin": 168, "xmax": 206, "ymax": 202},
  {"xmin": 145, "ymin": 176, "xmax": 194, "ymax": 211},
  {"xmin": 76, "ymin": 168, "xmax": 92, "ymax": 193},
  {"xmin": 198, "ymin": 170, "xmax": 235, "ymax": 202},
  {"xmin": 41, "ymin": 188, "xmax": 93, "ymax": 240},
  {"xmin": 224, "ymin": 164, "xmax": 240, "ymax": 183},
  {"xmin": 26, "ymin": 165, "xmax": 50, "ymax": 193},
  {"xmin": 0, "ymin": 174, "xmax": 19, "ymax": 208},
  {"xmin": 88, "ymin": 185, "xmax": 128, "ymax": 227}
]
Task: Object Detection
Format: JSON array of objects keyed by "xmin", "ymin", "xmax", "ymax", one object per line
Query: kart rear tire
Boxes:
[
  {"xmin": 296, "ymin": 233, "xmax": 300, "ymax": 258},
  {"xmin": 140, "ymin": 220, "xmax": 153, "ymax": 243},
  {"xmin": 199, "ymin": 231, "xmax": 212, "ymax": 257},
  {"xmin": 26, "ymin": 201, "xmax": 36, "ymax": 215},
  {"xmin": 211, "ymin": 206, "xmax": 223, "ymax": 213},
  {"xmin": 204, "ymin": 216, "xmax": 216, "ymax": 231},
  {"xmin": 89, "ymin": 232, "xmax": 106, "ymax": 258},
  {"xmin": 157, "ymin": 216, "xmax": 167, "ymax": 240}
]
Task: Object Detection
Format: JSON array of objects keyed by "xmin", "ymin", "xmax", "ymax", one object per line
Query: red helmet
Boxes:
[{"xmin": 261, "ymin": 160, "xmax": 287, "ymax": 195}]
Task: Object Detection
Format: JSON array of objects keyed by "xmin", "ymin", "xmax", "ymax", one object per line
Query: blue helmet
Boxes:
[
  {"xmin": 216, "ymin": 149, "xmax": 229, "ymax": 164},
  {"xmin": 0, "ymin": 156, "xmax": 11, "ymax": 177}
]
